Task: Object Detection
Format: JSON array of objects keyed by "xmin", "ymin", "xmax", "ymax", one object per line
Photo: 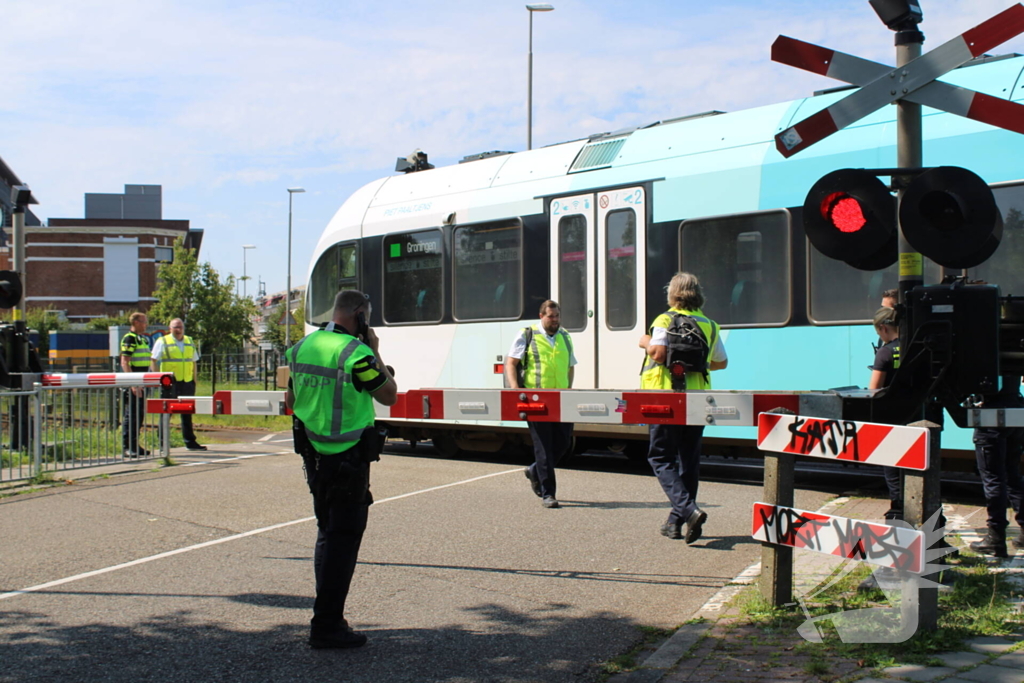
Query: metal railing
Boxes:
[{"xmin": 1, "ymin": 382, "xmax": 164, "ymax": 484}]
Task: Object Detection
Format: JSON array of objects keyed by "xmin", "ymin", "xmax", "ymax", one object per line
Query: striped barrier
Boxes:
[
  {"xmin": 42, "ymin": 372, "xmax": 173, "ymax": 388},
  {"xmin": 757, "ymin": 413, "xmax": 929, "ymax": 471},
  {"xmin": 751, "ymin": 502, "xmax": 924, "ymax": 573}
]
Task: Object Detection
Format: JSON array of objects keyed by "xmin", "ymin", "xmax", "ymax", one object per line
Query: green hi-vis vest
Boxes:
[
  {"xmin": 521, "ymin": 323, "xmax": 573, "ymax": 389},
  {"xmin": 158, "ymin": 334, "xmax": 196, "ymax": 382},
  {"xmin": 286, "ymin": 330, "xmax": 377, "ymax": 455},
  {"xmin": 640, "ymin": 309, "xmax": 718, "ymax": 391},
  {"xmin": 893, "ymin": 342, "xmax": 901, "ymax": 370},
  {"xmin": 120, "ymin": 332, "xmax": 152, "ymax": 370}
]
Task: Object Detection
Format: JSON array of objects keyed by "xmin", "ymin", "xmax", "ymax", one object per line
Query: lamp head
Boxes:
[
  {"xmin": 870, "ymin": 0, "xmax": 923, "ymax": 31},
  {"xmin": 287, "ymin": 187, "xmax": 305, "ymax": 194},
  {"xmin": 526, "ymin": 3, "xmax": 554, "ymax": 11}
]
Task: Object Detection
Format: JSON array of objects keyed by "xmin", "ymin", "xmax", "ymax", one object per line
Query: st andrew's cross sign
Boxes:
[{"xmin": 774, "ymin": 3, "xmax": 1024, "ymax": 157}]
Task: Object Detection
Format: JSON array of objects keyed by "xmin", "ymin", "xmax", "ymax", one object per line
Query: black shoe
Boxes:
[
  {"xmin": 970, "ymin": 528, "xmax": 1008, "ymax": 558},
  {"xmin": 684, "ymin": 508, "xmax": 707, "ymax": 545},
  {"xmin": 542, "ymin": 496, "xmax": 560, "ymax": 509},
  {"xmin": 309, "ymin": 628, "xmax": 367, "ymax": 649},
  {"xmin": 185, "ymin": 443, "xmax": 208, "ymax": 451},
  {"xmin": 659, "ymin": 521, "xmax": 682, "ymax": 540},
  {"xmin": 524, "ymin": 467, "xmax": 542, "ymax": 498}
]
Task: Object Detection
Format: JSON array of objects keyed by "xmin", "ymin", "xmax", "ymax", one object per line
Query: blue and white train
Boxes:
[{"xmin": 302, "ymin": 52, "xmax": 1024, "ymax": 464}]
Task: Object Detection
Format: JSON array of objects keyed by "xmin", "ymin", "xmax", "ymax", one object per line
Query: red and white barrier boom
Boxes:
[
  {"xmin": 147, "ymin": 390, "xmax": 290, "ymax": 416},
  {"xmin": 757, "ymin": 413, "xmax": 929, "ymax": 470},
  {"xmin": 751, "ymin": 502, "xmax": 924, "ymax": 573},
  {"xmin": 42, "ymin": 372, "xmax": 173, "ymax": 388}
]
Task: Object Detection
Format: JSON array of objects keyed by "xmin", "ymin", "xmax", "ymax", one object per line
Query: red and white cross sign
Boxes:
[
  {"xmin": 752, "ymin": 502, "xmax": 924, "ymax": 573},
  {"xmin": 757, "ymin": 412, "xmax": 929, "ymax": 470},
  {"xmin": 773, "ymin": 4, "xmax": 1024, "ymax": 157}
]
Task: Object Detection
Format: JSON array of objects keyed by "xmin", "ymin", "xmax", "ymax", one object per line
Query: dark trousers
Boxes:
[
  {"xmin": 161, "ymin": 380, "xmax": 198, "ymax": 445},
  {"xmin": 648, "ymin": 424, "xmax": 704, "ymax": 524},
  {"xmin": 527, "ymin": 421, "xmax": 574, "ymax": 498},
  {"xmin": 122, "ymin": 389, "xmax": 147, "ymax": 453},
  {"xmin": 974, "ymin": 426, "xmax": 1024, "ymax": 531},
  {"xmin": 302, "ymin": 453, "xmax": 369, "ymax": 635},
  {"xmin": 882, "ymin": 466, "xmax": 903, "ymax": 517}
]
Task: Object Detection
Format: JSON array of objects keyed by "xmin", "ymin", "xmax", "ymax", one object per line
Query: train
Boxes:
[{"xmin": 301, "ymin": 51, "xmax": 1024, "ymax": 466}]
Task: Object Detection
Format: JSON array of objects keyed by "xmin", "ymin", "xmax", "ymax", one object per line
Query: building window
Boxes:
[
  {"xmin": 680, "ymin": 210, "xmax": 791, "ymax": 326},
  {"xmin": 452, "ymin": 220, "xmax": 521, "ymax": 321},
  {"xmin": 155, "ymin": 246, "xmax": 173, "ymax": 263},
  {"xmin": 383, "ymin": 230, "xmax": 443, "ymax": 324}
]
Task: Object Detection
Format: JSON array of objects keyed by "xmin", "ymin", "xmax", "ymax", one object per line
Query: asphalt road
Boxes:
[{"xmin": 0, "ymin": 436, "xmax": 835, "ymax": 683}]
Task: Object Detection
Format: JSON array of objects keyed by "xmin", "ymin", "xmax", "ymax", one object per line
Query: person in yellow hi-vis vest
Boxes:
[
  {"xmin": 639, "ymin": 273, "xmax": 727, "ymax": 544},
  {"xmin": 150, "ymin": 318, "xmax": 205, "ymax": 451},
  {"xmin": 504, "ymin": 300, "xmax": 576, "ymax": 509}
]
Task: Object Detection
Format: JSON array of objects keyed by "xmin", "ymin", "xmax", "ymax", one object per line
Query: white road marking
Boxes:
[
  {"xmin": 0, "ymin": 467, "xmax": 521, "ymax": 601},
  {"xmin": 257, "ymin": 434, "xmax": 278, "ymax": 442},
  {"xmin": 181, "ymin": 453, "xmax": 283, "ymax": 466}
]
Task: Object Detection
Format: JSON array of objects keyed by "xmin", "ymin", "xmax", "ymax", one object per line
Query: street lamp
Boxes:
[
  {"xmin": 241, "ymin": 244, "xmax": 256, "ymax": 298},
  {"xmin": 526, "ymin": 3, "xmax": 554, "ymax": 151},
  {"xmin": 286, "ymin": 187, "xmax": 305, "ymax": 350}
]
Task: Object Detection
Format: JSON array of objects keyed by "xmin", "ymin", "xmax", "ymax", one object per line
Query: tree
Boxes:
[
  {"xmin": 149, "ymin": 238, "xmax": 258, "ymax": 353},
  {"xmin": 24, "ymin": 306, "xmax": 69, "ymax": 358},
  {"xmin": 261, "ymin": 295, "xmax": 306, "ymax": 351}
]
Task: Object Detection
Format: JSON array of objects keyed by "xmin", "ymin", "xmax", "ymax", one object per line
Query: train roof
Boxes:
[{"xmin": 313, "ymin": 53, "xmax": 1024, "ymax": 262}]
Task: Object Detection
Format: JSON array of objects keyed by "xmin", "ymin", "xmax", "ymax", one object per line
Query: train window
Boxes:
[
  {"xmin": 452, "ymin": 219, "xmax": 522, "ymax": 321},
  {"xmin": 605, "ymin": 209, "xmax": 636, "ymax": 329},
  {"xmin": 972, "ymin": 183, "xmax": 1024, "ymax": 296},
  {"xmin": 680, "ymin": 210, "xmax": 790, "ymax": 327},
  {"xmin": 307, "ymin": 242, "xmax": 359, "ymax": 326},
  {"xmin": 808, "ymin": 251, "xmax": 938, "ymax": 323},
  {"xmin": 382, "ymin": 230, "xmax": 444, "ymax": 324},
  {"xmin": 558, "ymin": 215, "xmax": 587, "ymax": 331}
]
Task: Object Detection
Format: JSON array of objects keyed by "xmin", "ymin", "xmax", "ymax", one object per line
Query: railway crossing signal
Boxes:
[
  {"xmin": 772, "ymin": 4, "xmax": 1024, "ymax": 157},
  {"xmin": 803, "ymin": 169, "xmax": 896, "ymax": 270}
]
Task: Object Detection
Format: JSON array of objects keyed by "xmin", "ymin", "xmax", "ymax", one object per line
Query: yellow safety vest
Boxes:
[
  {"xmin": 158, "ymin": 334, "xmax": 196, "ymax": 382},
  {"xmin": 520, "ymin": 323, "xmax": 573, "ymax": 389},
  {"xmin": 640, "ymin": 308, "xmax": 718, "ymax": 391}
]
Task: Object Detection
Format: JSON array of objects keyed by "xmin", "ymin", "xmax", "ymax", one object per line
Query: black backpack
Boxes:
[
  {"xmin": 514, "ymin": 326, "xmax": 534, "ymax": 388},
  {"xmin": 664, "ymin": 313, "xmax": 710, "ymax": 390}
]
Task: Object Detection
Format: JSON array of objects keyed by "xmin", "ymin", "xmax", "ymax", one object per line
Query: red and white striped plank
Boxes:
[
  {"xmin": 212, "ymin": 390, "xmax": 291, "ymax": 416},
  {"xmin": 774, "ymin": 4, "xmax": 1024, "ymax": 157},
  {"xmin": 752, "ymin": 502, "xmax": 924, "ymax": 573},
  {"xmin": 146, "ymin": 396, "xmax": 215, "ymax": 415},
  {"xmin": 42, "ymin": 372, "xmax": 172, "ymax": 388},
  {"xmin": 772, "ymin": 35, "xmax": 1024, "ymax": 139},
  {"xmin": 757, "ymin": 413, "xmax": 929, "ymax": 471}
]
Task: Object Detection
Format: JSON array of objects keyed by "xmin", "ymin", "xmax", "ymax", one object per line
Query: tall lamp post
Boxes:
[
  {"xmin": 526, "ymin": 3, "xmax": 554, "ymax": 151},
  {"xmin": 241, "ymin": 244, "xmax": 255, "ymax": 298},
  {"xmin": 285, "ymin": 187, "xmax": 305, "ymax": 351}
]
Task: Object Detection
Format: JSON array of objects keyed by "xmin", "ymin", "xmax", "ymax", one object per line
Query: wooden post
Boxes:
[{"xmin": 760, "ymin": 450, "xmax": 795, "ymax": 606}]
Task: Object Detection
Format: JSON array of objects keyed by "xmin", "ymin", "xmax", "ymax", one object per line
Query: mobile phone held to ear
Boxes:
[{"xmin": 356, "ymin": 311, "xmax": 369, "ymax": 341}]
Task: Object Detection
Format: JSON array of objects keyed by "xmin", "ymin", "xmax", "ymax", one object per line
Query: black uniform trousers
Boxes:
[
  {"xmin": 882, "ymin": 466, "xmax": 903, "ymax": 518},
  {"xmin": 974, "ymin": 425, "xmax": 1024, "ymax": 531},
  {"xmin": 122, "ymin": 388, "xmax": 147, "ymax": 453},
  {"xmin": 161, "ymin": 379, "xmax": 199, "ymax": 445},
  {"xmin": 527, "ymin": 421, "xmax": 574, "ymax": 498},
  {"xmin": 648, "ymin": 424, "xmax": 704, "ymax": 525},
  {"xmin": 302, "ymin": 451, "xmax": 369, "ymax": 636}
]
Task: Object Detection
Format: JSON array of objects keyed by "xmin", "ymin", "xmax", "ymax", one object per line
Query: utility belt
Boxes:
[{"xmin": 295, "ymin": 417, "xmax": 386, "ymax": 518}]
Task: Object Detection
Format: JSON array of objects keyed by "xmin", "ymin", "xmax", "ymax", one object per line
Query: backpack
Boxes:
[{"xmin": 664, "ymin": 313, "xmax": 710, "ymax": 391}]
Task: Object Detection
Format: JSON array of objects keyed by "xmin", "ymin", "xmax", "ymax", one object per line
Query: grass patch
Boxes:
[{"xmin": 598, "ymin": 625, "xmax": 674, "ymax": 679}]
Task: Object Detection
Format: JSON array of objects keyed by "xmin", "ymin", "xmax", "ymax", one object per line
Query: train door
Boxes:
[
  {"xmin": 550, "ymin": 187, "xmax": 646, "ymax": 389},
  {"xmin": 550, "ymin": 194, "xmax": 596, "ymax": 388}
]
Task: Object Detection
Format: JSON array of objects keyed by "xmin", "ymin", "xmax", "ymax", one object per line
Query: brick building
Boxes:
[{"xmin": 4, "ymin": 184, "xmax": 204, "ymax": 322}]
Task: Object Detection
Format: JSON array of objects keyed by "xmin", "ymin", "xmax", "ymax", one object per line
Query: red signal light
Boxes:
[{"xmin": 822, "ymin": 193, "xmax": 867, "ymax": 233}]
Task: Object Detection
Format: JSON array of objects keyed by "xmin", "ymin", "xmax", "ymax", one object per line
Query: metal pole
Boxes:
[
  {"xmin": 896, "ymin": 36, "xmax": 924, "ymax": 306},
  {"xmin": 12, "ymin": 206, "xmax": 26, "ymax": 317},
  {"xmin": 286, "ymin": 191, "xmax": 292, "ymax": 352},
  {"xmin": 243, "ymin": 249, "xmax": 248, "ymax": 298},
  {"xmin": 31, "ymin": 384, "xmax": 41, "ymax": 478},
  {"xmin": 527, "ymin": 11, "xmax": 533, "ymax": 151}
]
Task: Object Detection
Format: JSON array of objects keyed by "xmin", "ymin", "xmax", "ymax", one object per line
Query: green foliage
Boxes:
[
  {"xmin": 261, "ymin": 296, "xmax": 306, "ymax": 351},
  {"xmin": 147, "ymin": 238, "xmax": 258, "ymax": 354},
  {"xmin": 86, "ymin": 312, "xmax": 132, "ymax": 330},
  {"xmin": 24, "ymin": 305, "xmax": 69, "ymax": 357}
]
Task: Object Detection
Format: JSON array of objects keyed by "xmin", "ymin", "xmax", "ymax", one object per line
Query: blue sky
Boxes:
[{"xmin": 4, "ymin": 0, "xmax": 1023, "ymax": 296}]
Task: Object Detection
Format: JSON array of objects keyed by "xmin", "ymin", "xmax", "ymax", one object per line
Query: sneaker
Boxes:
[
  {"xmin": 123, "ymin": 450, "xmax": 139, "ymax": 459},
  {"xmin": 684, "ymin": 508, "xmax": 707, "ymax": 545},
  {"xmin": 659, "ymin": 521, "xmax": 682, "ymax": 540},
  {"xmin": 309, "ymin": 628, "xmax": 367, "ymax": 649},
  {"xmin": 524, "ymin": 467, "xmax": 542, "ymax": 498},
  {"xmin": 185, "ymin": 443, "xmax": 208, "ymax": 451},
  {"xmin": 542, "ymin": 496, "xmax": 560, "ymax": 509}
]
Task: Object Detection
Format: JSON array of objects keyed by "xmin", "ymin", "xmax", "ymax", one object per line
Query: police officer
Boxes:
[
  {"xmin": 970, "ymin": 376, "xmax": 1024, "ymax": 558},
  {"xmin": 286, "ymin": 289, "xmax": 397, "ymax": 649},
  {"xmin": 150, "ymin": 318, "xmax": 205, "ymax": 451},
  {"xmin": 639, "ymin": 272, "xmax": 727, "ymax": 544},
  {"xmin": 504, "ymin": 300, "xmax": 576, "ymax": 509},
  {"xmin": 120, "ymin": 312, "xmax": 152, "ymax": 457},
  {"xmin": 868, "ymin": 306, "xmax": 903, "ymax": 520}
]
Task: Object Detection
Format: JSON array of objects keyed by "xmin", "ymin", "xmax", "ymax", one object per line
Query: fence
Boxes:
[
  {"xmin": 197, "ymin": 349, "xmax": 284, "ymax": 390},
  {"xmin": 0, "ymin": 383, "xmax": 164, "ymax": 483}
]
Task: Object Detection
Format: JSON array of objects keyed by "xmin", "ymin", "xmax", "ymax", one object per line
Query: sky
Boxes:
[{"xmin": 4, "ymin": 0, "xmax": 1024, "ymax": 298}]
